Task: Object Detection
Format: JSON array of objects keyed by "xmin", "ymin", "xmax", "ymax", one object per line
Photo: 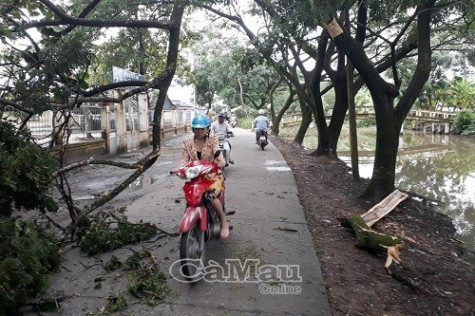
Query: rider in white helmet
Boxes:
[
  {"xmin": 210, "ymin": 112, "xmax": 235, "ymax": 165},
  {"xmin": 253, "ymin": 109, "xmax": 270, "ymax": 143}
]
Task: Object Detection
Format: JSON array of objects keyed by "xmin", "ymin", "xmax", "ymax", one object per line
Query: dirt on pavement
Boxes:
[{"xmin": 271, "ymin": 136, "xmax": 474, "ymax": 316}]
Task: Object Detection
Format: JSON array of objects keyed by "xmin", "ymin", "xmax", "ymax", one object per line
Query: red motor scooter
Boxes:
[{"xmin": 172, "ymin": 160, "xmax": 231, "ymax": 281}]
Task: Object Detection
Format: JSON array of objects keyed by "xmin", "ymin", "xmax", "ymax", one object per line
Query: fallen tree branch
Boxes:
[
  {"xmin": 54, "ymin": 157, "xmax": 142, "ymax": 176},
  {"xmin": 43, "ymin": 214, "xmax": 67, "ymax": 233},
  {"xmin": 62, "ymin": 149, "xmax": 161, "ymax": 241},
  {"xmin": 106, "ymin": 221, "xmax": 176, "ymax": 236},
  {"xmin": 339, "ymin": 215, "xmax": 402, "ymax": 253}
]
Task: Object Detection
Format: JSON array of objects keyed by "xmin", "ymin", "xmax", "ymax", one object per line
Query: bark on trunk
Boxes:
[
  {"xmin": 339, "ymin": 215, "xmax": 402, "ymax": 252},
  {"xmin": 309, "ymin": 32, "xmax": 335, "ymax": 157},
  {"xmin": 152, "ymin": 1, "xmax": 186, "ymax": 151},
  {"xmin": 272, "ymin": 88, "xmax": 295, "ymax": 136},
  {"xmin": 327, "ymin": 69, "xmax": 348, "ymax": 155},
  {"xmin": 294, "ymin": 98, "xmax": 313, "ymax": 145}
]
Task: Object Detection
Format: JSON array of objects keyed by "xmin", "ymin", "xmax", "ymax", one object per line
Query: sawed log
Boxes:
[
  {"xmin": 339, "ymin": 190, "xmax": 408, "ymax": 274},
  {"xmin": 339, "ymin": 190, "xmax": 431, "ymax": 291},
  {"xmin": 360, "ymin": 189, "xmax": 409, "ymax": 227}
]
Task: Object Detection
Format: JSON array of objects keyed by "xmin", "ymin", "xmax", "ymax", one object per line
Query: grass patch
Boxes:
[{"xmin": 237, "ymin": 116, "xmax": 254, "ymax": 129}]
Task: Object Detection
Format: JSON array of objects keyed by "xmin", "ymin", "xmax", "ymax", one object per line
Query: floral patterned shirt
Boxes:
[{"xmin": 179, "ymin": 134, "xmax": 219, "ymax": 167}]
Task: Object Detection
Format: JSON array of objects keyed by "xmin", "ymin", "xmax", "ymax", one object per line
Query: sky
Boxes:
[{"xmin": 168, "ymin": 2, "xmax": 260, "ymax": 106}]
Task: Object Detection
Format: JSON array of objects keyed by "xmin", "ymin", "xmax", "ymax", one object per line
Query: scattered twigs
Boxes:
[
  {"xmin": 273, "ymin": 226, "xmax": 298, "ymax": 232},
  {"xmin": 143, "ymin": 247, "xmax": 158, "ymax": 266}
]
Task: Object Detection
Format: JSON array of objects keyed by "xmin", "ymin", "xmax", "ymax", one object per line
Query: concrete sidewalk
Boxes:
[{"xmin": 44, "ymin": 128, "xmax": 330, "ymax": 316}]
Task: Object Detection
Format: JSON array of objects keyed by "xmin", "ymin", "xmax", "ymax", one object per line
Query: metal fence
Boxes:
[
  {"xmin": 68, "ymin": 105, "xmax": 103, "ymax": 141},
  {"xmin": 4, "ymin": 104, "xmax": 105, "ymax": 146},
  {"xmin": 5, "ymin": 100, "xmax": 193, "ymax": 150},
  {"xmin": 154, "ymin": 109, "xmax": 190, "ymax": 130}
]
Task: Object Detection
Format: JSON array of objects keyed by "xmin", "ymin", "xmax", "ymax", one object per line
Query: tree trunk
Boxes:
[
  {"xmin": 323, "ymin": 0, "xmax": 436, "ymax": 200},
  {"xmin": 347, "ymin": 59, "xmax": 360, "ymax": 181},
  {"xmin": 269, "ymin": 76, "xmax": 283, "ymax": 133},
  {"xmin": 326, "ymin": 68, "xmax": 348, "ymax": 155},
  {"xmin": 272, "ymin": 88, "xmax": 295, "ymax": 136},
  {"xmin": 323, "ymin": 20, "xmax": 400, "ymax": 200},
  {"xmin": 151, "ymin": 1, "xmax": 186, "ymax": 152},
  {"xmin": 308, "ymin": 32, "xmax": 335, "ymax": 156},
  {"xmin": 294, "ymin": 98, "xmax": 313, "ymax": 145}
]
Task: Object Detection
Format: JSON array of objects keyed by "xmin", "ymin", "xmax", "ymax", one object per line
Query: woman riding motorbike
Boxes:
[{"xmin": 171, "ymin": 114, "xmax": 230, "ymax": 238}]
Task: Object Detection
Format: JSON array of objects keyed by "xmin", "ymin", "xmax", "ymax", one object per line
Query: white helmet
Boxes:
[{"xmin": 258, "ymin": 109, "xmax": 265, "ymax": 115}]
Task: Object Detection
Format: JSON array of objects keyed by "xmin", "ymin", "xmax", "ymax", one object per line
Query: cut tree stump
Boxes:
[
  {"xmin": 338, "ymin": 189, "xmax": 410, "ymax": 251},
  {"xmin": 338, "ymin": 189, "xmax": 410, "ymax": 276},
  {"xmin": 343, "ymin": 214, "xmax": 402, "ymax": 253},
  {"xmin": 360, "ymin": 189, "xmax": 409, "ymax": 227},
  {"xmin": 339, "ymin": 190, "xmax": 431, "ymax": 290}
]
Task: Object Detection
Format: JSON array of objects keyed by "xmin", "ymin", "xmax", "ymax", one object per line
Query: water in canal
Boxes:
[{"xmin": 283, "ymin": 126, "xmax": 475, "ymax": 251}]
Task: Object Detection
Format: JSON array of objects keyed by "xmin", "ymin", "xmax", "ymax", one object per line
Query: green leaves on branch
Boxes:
[
  {"xmin": 128, "ymin": 265, "xmax": 170, "ymax": 306},
  {"xmin": 0, "ymin": 120, "xmax": 57, "ymax": 216},
  {"xmin": 0, "ymin": 218, "xmax": 60, "ymax": 312},
  {"xmin": 78, "ymin": 208, "xmax": 159, "ymax": 255}
]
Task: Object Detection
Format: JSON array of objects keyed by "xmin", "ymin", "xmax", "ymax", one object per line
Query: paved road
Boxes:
[{"xmin": 44, "ymin": 127, "xmax": 330, "ymax": 316}]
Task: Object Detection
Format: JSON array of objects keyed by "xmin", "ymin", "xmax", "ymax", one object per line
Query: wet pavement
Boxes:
[{"xmin": 41, "ymin": 128, "xmax": 330, "ymax": 316}]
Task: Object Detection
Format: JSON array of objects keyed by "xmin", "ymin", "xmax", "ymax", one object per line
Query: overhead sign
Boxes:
[{"xmin": 112, "ymin": 66, "xmax": 145, "ymax": 90}]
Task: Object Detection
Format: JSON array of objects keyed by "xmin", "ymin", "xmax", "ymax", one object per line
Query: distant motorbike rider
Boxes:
[
  {"xmin": 210, "ymin": 112, "xmax": 235, "ymax": 165},
  {"xmin": 253, "ymin": 109, "xmax": 270, "ymax": 143}
]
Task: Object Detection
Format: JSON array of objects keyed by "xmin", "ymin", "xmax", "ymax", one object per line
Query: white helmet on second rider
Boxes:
[{"xmin": 258, "ymin": 109, "xmax": 265, "ymax": 115}]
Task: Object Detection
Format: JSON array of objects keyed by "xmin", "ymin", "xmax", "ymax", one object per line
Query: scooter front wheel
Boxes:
[{"xmin": 179, "ymin": 222, "xmax": 205, "ymax": 281}]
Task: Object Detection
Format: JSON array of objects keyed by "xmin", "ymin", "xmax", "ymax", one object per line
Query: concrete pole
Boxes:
[
  {"xmin": 53, "ymin": 110, "xmax": 64, "ymax": 146},
  {"xmin": 116, "ymin": 90, "xmax": 128, "ymax": 153},
  {"xmin": 138, "ymin": 92, "xmax": 150, "ymax": 147},
  {"xmin": 100, "ymin": 104, "xmax": 110, "ymax": 153}
]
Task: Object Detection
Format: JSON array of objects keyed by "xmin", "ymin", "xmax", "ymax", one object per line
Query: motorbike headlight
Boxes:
[{"xmin": 184, "ymin": 165, "xmax": 202, "ymax": 179}]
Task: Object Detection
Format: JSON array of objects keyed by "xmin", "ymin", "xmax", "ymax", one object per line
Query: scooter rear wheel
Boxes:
[{"xmin": 179, "ymin": 222, "xmax": 204, "ymax": 281}]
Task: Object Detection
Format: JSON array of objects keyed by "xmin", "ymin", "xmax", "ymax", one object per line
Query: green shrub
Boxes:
[
  {"xmin": 0, "ymin": 120, "xmax": 57, "ymax": 216},
  {"xmin": 461, "ymin": 123, "xmax": 475, "ymax": 136},
  {"xmin": 0, "ymin": 218, "xmax": 60, "ymax": 312},
  {"xmin": 356, "ymin": 119, "xmax": 375, "ymax": 128},
  {"xmin": 452, "ymin": 110, "xmax": 475, "ymax": 134},
  {"xmin": 237, "ymin": 116, "xmax": 254, "ymax": 129}
]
